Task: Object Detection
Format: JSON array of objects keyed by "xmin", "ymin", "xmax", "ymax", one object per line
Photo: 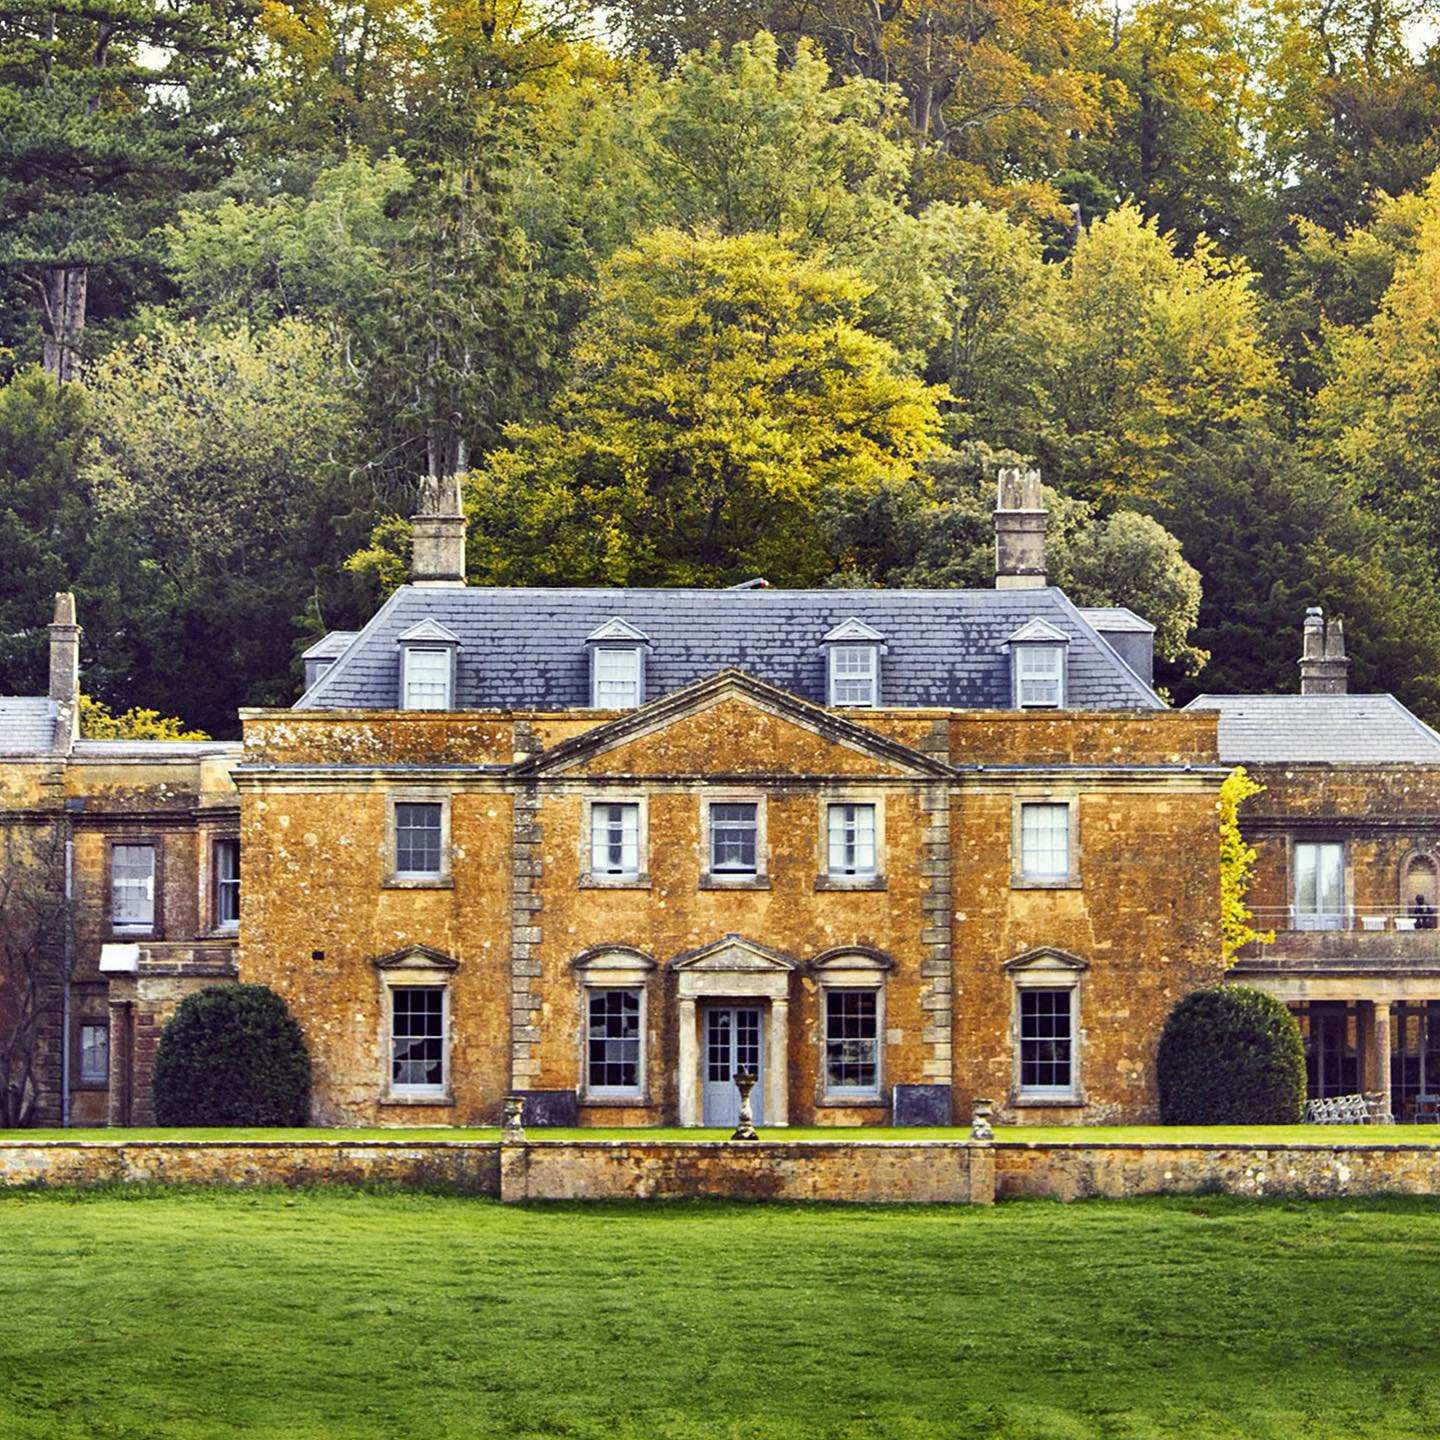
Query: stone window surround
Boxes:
[
  {"xmin": 1010, "ymin": 792, "xmax": 1081, "ymax": 889},
  {"xmin": 383, "ymin": 789, "xmax": 454, "ymax": 889},
  {"xmin": 814, "ymin": 789, "xmax": 888, "ymax": 891},
  {"xmin": 813, "ymin": 947, "xmax": 892, "ymax": 1108},
  {"xmin": 375, "ymin": 947, "xmax": 458, "ymax": 1107},
  {"xmin": 572, "ymin": 946, "xmax": 657, "ymax": 1105},
  {"xmin": 1005, "ymin": 947, "xmax": 1087, "ymax": 1108},
  {"xmin": 579, "ymin": 794, "xmax": 651, "ymax": 889},
  {"xmin": 73, "ymin": 1015, "xmax": 110, "ymax": 1091},
  {"xmin": 206, "ymin": 829, "xmax": 241, "ymax": 935},
  {"xmin": 104, "ymin": 835, "xmax": 164, "ymax": 941},
  {"xmin": 699, "ymin": 791, "xmax": 770, "ymax": 890}
]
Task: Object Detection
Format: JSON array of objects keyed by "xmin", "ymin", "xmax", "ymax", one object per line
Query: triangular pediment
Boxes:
[
  {"xmin": 1002, "ymin": 946, "xmax": 1088, "ymax": 974},
  {"xmin": 517, "ymin": 669, "xmax": 950, "ymax": 779},
  {"xmin": 371, "ymin": 943, "xmax": 460, "ymax": 972},
  {"xmin": 671, "ymin": 934, "xmax": 795, "ymax": 973},
  {"xmin": 396, "ymin": 618, "xmax": 460, "ymax": 645},
  {"xmin": 1005, "ymin": 617, "xmax": 1071, "ymax": 646},
  {"xmin": 587, "ymin": 616, "xmax": 651, "ymax": 644},
  {"xmin": 821, "ymin": 617, "xmax": 886, "ymax": 645}
]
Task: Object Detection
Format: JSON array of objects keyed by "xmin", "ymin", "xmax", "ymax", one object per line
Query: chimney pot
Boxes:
[
  {"xmin": 994, "ymin": 466, "xmax": 1047, "ymax": 590},
  {"xmin": 410, "ymin": 474, "xmax": 467, "ymax": 586}
]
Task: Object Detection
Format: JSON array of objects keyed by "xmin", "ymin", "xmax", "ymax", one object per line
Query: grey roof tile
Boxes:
[
  {"xmin": 298, "ymin": 586, "xmax": 1163, "ymax": 712},
  {"xmin": 1185, "ymin": 694, "xmax": 1440, "ymax": 763},
  {"xmin": 0, "ymin": 697, "xmax": 57, "ymax": 754}
]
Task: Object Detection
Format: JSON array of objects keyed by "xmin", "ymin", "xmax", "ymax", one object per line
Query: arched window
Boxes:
[{"xmin": 1402, "ymin": 854, "xmax": 1439, "ymax": 927}]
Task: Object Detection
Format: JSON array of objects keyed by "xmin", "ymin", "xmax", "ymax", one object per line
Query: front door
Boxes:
[{"xmin": 703, "ymin": 1006, "xmax": 764, "ymax": 1127}]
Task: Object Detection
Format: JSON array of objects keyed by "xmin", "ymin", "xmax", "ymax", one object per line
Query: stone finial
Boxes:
[
  {"xmin": 994, "ymin": 467, "xmax": 1046, "ymax": 590},
  {"xmin": 48, "ymin": 591, "xmax": 81, "ymax": 748},
  {"xmin": 411, "ymin": 473, "xmax": 467, "ymax": 586},
  {"xmin": 1300, "ymin": 606, "xmax": 1348, "ymax": 695}
]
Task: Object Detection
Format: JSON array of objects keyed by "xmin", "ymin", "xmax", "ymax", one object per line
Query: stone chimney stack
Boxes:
[
  {"xmin": 994, "ymin": 466, "xmax": 1047, "ymax": 590},
  {"xmin": 410, "ymin": 473, "xmax": 467, "ymax": 586},
  {"xmin": 48, "ymin": 591, "xmax": 81, "ymax": 746},
  {"xmin": 1300, "ymin": 606, "xmax": 1349, "ymax": 695}
]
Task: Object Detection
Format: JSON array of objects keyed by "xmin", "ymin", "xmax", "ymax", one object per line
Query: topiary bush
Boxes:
[
  {"xmin": 153, "ymin": 984, "xmax": 311, "ymax": 1126},
  {"xmin": 1157, "ymin": 987, "xmax": 1307, "ymax": 1124}
]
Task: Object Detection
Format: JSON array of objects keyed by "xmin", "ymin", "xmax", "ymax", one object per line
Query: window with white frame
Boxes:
[
  {"xmin": 78, "ymin": 1022, "xmax": 109, "ymax": 1085},
  {"xmin": 1015, "ymin": 645, "xmax": 1065, "ymax": 708},
  {"xmin": 390, "ymin": 986, "xmax": 447, "ymax": 1094},
  {"xmin": 1294, "ymin": 840, "xmax": 1345, "ymax": 930},
  {"xmin": 1019, "ymin": 803, "xmax": 1070, "ymax": 879},
  {"xmin": 402, "ymin": 647, "xmax": 452, "ymax": 709},
  {"xmin": 827, "ymin": 803, "xmax": 877, "ymax": 877},
  {"xmin": 1018, "ymin": 987, "xmax": 1076, "ymax": 1096},
  {"xmin": 394, "ymin": 802, "xmax": 443, "ymax": 877},
  {"xmin": 590, "ymin": 802, "xmax": 640, "ymax": 877},
  {"xmin": 586, "ymin": 988, "xmax": 643, "ymax": 1096},
  {"xmin": 591, "ymin": 647, "xmax": 643, "ymax": 708},
  {"xmin": 214, "ymin": 838, "xmax": 240, "ymax": 927},
  {"xmin": 111, "ymin": 844, "xmax": 156, "ymax": 930},
  {"xmin": 710, "ymin": 802, "xmax": 758, "ymax": 874},
  {"xmin": 828, "ymin": 645, "xmax": 879, "ymax": 706},
  {"xmin": 824, "ymin": 990, "xmax": 879, "ymax": 1095}
]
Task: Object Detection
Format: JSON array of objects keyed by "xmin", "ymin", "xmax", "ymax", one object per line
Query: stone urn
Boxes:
[
  {"xmin": 732, "ymin": 1070, "xmax": 760, "ymax": 1142},
  {"xmin": 970, "ymin": 1098, "xmax": 994, "ymax": 1141},
  {"xmin": 502, "ymin": 1095, "xmax": 526, "ymax": 1142}
]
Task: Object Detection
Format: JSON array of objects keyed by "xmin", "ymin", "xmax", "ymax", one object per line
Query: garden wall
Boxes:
[
  {"xmin": 7, "ymin": 1138, "xmax": 1440, "ymax": 1202},
  {"xmin": 994, "ymin": 1141, "xmax": 1440, "ymax": 1200}
]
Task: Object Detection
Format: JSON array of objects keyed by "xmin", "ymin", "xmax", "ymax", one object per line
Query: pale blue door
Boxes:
[{"xmin": 702, "ymin": 1006, "xmax": 764, "ymax": 1127}]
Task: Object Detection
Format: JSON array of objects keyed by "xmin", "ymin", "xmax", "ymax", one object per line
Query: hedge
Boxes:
[
  {"xmin": 1157, "ymin": 987, "xmax": 1307, "ymax": 1124},
  {"xmin": 152, "ymin": 984, "xmax": 311, "ymax": 1126}
]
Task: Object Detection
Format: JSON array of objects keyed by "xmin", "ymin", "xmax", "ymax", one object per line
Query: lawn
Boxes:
[
  {"xmin": 2, "ymin": 1189, "xmax": 1439, "ymax": 1440},
  {"xmin": 7, "ymin": 1123, "xmax": 1440, "ymax": 1143}
]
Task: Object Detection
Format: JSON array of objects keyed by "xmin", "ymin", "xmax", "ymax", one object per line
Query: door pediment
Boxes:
[{"xmin": 671, "ymin": 934, "xmax": 794, "ymax": 1000}]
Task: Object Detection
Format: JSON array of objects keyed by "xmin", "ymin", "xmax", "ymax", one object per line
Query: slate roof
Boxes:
[
  {"xmin": 298, "ymin": 585, "xmax": 1163, "ymax": 712},
  {"xmin": 0, "ymin": 697, "xmax": 57, "ymax": 754},
  {"xmin": 301, "ymin": 631, "xmax": 359, "ymax": 661},
  {"xmin": 1078, "ymin": 607, "xmax": 1155, "ymax": 635},
  {"xmin": 1185, "ymin": 694, "xmax": 1440, "ymax": 763}
]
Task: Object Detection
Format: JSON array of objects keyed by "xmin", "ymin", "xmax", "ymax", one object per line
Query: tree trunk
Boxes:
[{"xmin": 40, "ymin": 265, "xmax": 88, "ymax": 382}]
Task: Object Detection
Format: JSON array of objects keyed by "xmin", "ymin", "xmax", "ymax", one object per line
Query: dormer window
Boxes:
[
  {"xmin": 822, "ymin": 618, "xmax": 885, "ymax": 708},
  {"xmin": 396, "ymin": 618, "xmax": 460, "ymax": 710},
  {"xmin": 1006, "ymin": 619, "xmax": 1070, "ymax": 710},
  {"xmin": 586, "ymin": 618, "xmax": 650, "ymax": 709}
]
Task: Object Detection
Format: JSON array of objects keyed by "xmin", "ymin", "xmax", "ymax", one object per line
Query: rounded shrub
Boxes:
[
  {"xmin": 153, "ymin": 984, "xmax": 311, "ymax": 1126},
  {"xmin": 1157, "ymin": 987, "xmax": 1306, "ymax": 1125}
]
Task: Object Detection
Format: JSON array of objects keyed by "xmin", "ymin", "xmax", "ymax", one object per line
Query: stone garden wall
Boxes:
[{"xmin": 7, "ymin": 1137, "xmax": 1440, "ymax": 1202}]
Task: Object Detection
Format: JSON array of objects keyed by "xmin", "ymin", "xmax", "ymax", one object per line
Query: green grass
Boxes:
[
  {"xmin": 7, "ymin": 1123, "xmax": 1440, "ymax": 1144},
  {"xmin": 3, "ymin": 1188, "xmax": 1439, "ymax": 1438}
]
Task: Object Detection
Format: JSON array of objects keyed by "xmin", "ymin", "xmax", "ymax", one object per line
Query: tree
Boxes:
[
  {"xmin": 1049, "ymin": 205, "xmax": 1280, "ymax": 509},
  {"xmin": 0, "ymin": 366, "xmax": 90, "ymax": 696},
  {"xmin": 152, "ymin": 984, "xmax": 311, "ymax": 1126},
  {"xmin": 0, "ymin": 0, "xmax": 256, "ymax": 376},
  {"xmin": 1157, "ymin": 987, "xmax": 1306, "ymax": 1123},
  {"xmin": 0, "ymin": 818, "xmax": 70, "ymax": 1127},
  {"xmin": 79, "ymin": 696, "xmax": 208, "ymax": 741},
  {"xmin": 828, "ymin": 444, "xmax": 1207, "ymax": 670},
  {"xmin": 81, "ymin": 317, "xmax": 366, "ymax": 735},
  {"xmin": 1219, "ymin": 766, "xmax": 1271, "ymax": 965},
  {"xmin": 460, "ymin": 228, "xmax": 947, "ymax": 587}
]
